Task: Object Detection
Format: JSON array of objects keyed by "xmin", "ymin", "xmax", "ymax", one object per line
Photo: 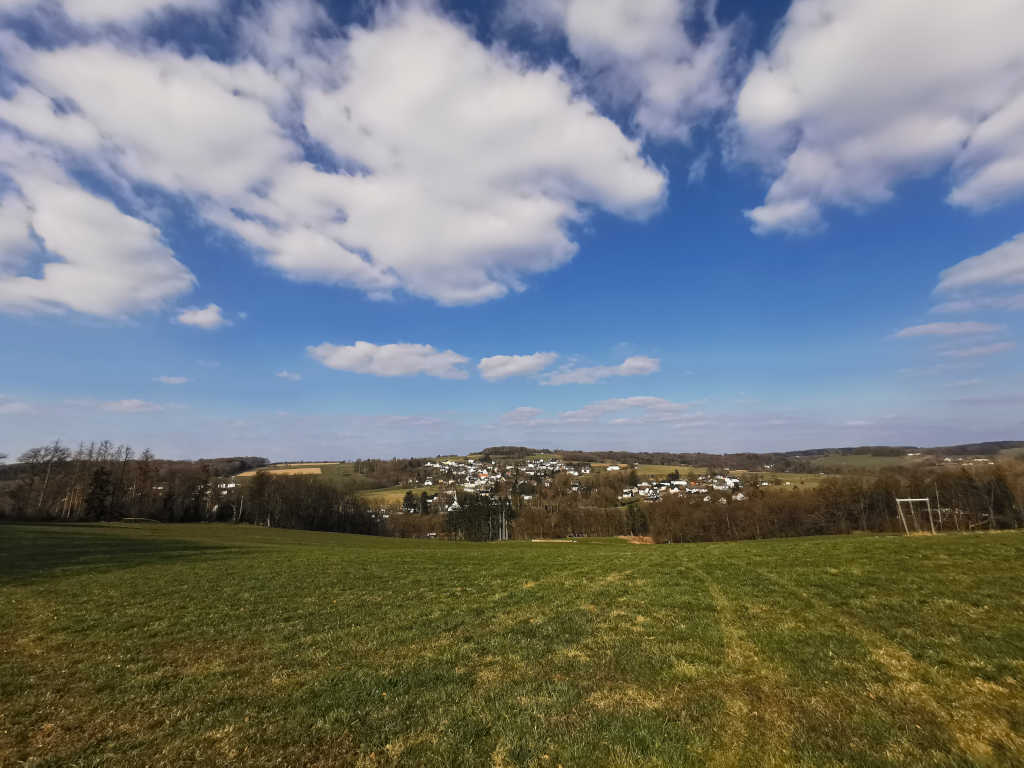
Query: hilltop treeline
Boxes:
[
  {"xmin": 479, "ymin": 446, "xmax": 555, "ymax": 459},
  {"xmin": 776, "ymin": 441, "xmax": 1024, "ymax": 458},
  {"xmin": 556, "ymin": 450, "xmax": 813, "ymax": 472},
  {"xmin": 493, "ymin": 441, "xmax": 1024, "ymax": 473},
  {"xmin": 645, "ymin": 464, "xmax": 1023, "ymax": 542},
  {"xmin": 505, "ymin": 462, "xmax": 1024, "ymax": 543},
  {"xmin": 1, "ymin": 440, "xmax": 380, "ymax": 534}
]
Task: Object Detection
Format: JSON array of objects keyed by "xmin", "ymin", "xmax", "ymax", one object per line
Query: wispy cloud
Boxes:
[
  {"xmin": 499, "ymin": 406, "xmax": 544, "ymax": 424},
  {"xmin": 0, "ymin": 395, "xmax": 33, "ymax": 415},
  {"xmin": 936, "ymin": 232, "xmax": 1024, "ymax": 293},
  {"xmin": 688, "ymin": 150, "xmax": 710, "ymax": 184},
  {"xmin": 946, "ymin": 378, "xmax": 984, "ymax": 388},
  {"xmin": 542, "ymin": 356, "xmax": 660, "ymax": 385},
  {"xmin": 892, "ymin": 321, "xmax": 1004, "ymax": 338},
  {"xmin": 938, "ymin": 341, "xmax": 1016, "ymax": 358},
  {"xmin": 951, "ymin": 393, "xmax": 1024, "ymax": 407},
  {"xmin": 276, "ymin": 370, "xmax": 302, "ymax": 381},
  {"xmin": 930, "ymin": 294, "xmax": 1024, "ymax": 314},
  {"xmin": 154, "ymin": 376, "xmax": 189, "ymax": 384},
  {"xmin": 101, "ymin": 399, "xmax": 165, "ymax": 413},
  {"xmin": 502, "ymin": 396, "xmax": 700, "ymax": 428}
]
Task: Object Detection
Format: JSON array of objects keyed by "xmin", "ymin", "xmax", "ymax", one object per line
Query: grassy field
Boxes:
[
  {"xmin": 235, "ymin": 462, "xmax": 363, "ymax": 487},
  {"xmin": 358, "ymin": 486, "xmax": 417, "ymax": 506},
  {"xmin": 807, "ymin": 454, "xmax": 926, "ymax": 471},
  {"xmin": 237, "ymin": 467, "xmax": 323, "ymax": 477},
  {"xmin": 3, "ymin": 525, "xmax": 1023, "ymax": 767},
  {"xmin": 732, "ymin": 469, "xmax": 829, "ymax": 489},
  {"xmin": 634, "ymin": 463, "xmax": 707, "ymax": 478},
  {"xmin": 601, "ymin": 464, "xmax": 827, "ymax": 489}
]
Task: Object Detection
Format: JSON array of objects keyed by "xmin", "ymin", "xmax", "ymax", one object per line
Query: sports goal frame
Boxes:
[{"xmin": 894, "ymin": 497, "xmax": 936, "ymax": 535}]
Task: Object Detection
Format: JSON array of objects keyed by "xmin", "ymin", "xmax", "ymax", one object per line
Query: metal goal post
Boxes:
[{"xmin": 894, "ymin": 497, "xmax": 936, "ymax": 535}]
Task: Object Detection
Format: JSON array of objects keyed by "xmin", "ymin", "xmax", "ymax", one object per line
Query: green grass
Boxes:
[
  {"xmin": 808, "ymin": 454, "xmax": 925, "ymax": 470},
  {"xmin": 236, "ymin": 462, "xmax": 386, "ymax": 493},
  {"xmin": 358, "ymin": 486, "xmax": 416, "ymax": 505},
  {"xmin": 634, "ymin": 463, "xmax": 707, "ymax": 478},
  {"xmin": 2, "ymin": 524, "xmax": 1023, "ymax": 767},
  {"xmin": 732, "ymin": 470, "xmax": 830, "ymax": 489}
]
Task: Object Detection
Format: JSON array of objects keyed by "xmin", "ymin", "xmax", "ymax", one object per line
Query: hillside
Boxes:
[{"xmin": 3, "ymin": 524, "xmax": 1022, "ymax": 767}]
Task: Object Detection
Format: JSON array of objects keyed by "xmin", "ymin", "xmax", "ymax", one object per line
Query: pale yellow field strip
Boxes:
[{"xmin": 237, "ymin": 467, "xmax": 323, "ymax": 477}]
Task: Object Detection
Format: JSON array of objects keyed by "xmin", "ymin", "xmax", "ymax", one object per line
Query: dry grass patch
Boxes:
[{"xmin": 237, "ymin": 467, "xmax": 322, "ymax": 477}]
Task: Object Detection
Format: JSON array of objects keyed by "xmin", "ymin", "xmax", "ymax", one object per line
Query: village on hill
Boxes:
[{"xmin": 400, "ymin": 455, "xmax": 752, "ymax": 513}]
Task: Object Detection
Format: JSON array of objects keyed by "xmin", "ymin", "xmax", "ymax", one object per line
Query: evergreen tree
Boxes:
[
  {"xmin": 84, "ymin": 466, "xmax": 112, "ymax": 520},
  {"xmin": 403, "ymin": 490, "xmax": 417, "ymax": 513}
]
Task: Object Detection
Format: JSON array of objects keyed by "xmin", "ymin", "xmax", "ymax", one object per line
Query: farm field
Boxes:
[
  {"xmin": 808, "ymin": 454, "xmax": 926, "ymax": 471},
  {"xmin": 237, "ymin": 466, "xmax": 323, "ymax": 477},
  {"xmin": 235, "ymin": 462, "xmax": 362, "ymax": 485},
  {"xmin": 2, "ymin": 524, "xmax": 1023, "ymax": 767},
  {"xmin": 732, "ymin": 469, "xmax": 829, "ymax": 489},
  {"xmin": 634, "ymin": 463, "xmax": 707, "ymax": 478},
  {"xmin": 358, "ymin": 485, "xmax": 414, "ymax": 505}
]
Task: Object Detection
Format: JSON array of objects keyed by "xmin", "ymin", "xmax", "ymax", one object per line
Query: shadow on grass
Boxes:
[{"xmin": 0, "ymin": 524, "xmax": 237, "ymax": 583}]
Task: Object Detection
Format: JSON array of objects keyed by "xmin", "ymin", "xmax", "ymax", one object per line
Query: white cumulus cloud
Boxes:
[
  {"xmin": 0, "ymin": 143, "xmax": 195, "ymax": 317},
  {"xmin": 478, "ymin": 352, "xmax": 558, "ymax": 381},
  {"xmin": 734, "ymin": 0, "xmax": 1024, "ymax": 233},
  {"xmin": 308, "ymin": 341, "xmax": 469, "ymax": 379},
  {"xmin": 0, "ymin": 1, "xmax": 667, "ymax": 310},
  {"xmin": 542, "ymin": 355, "xmax": 660, "ymax": 385},
  {"xmin": 175, "ymin": 303, "xmax": 230, "ymax": 330},
  {"xmin": 510, "ymin": 0, "xmax": 742, "ymax": 142}
]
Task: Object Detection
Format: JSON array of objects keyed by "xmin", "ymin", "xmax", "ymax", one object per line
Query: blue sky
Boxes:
[{"xmin": 1, "ymin": 0, "xmax": 1023, "ymax": 460}]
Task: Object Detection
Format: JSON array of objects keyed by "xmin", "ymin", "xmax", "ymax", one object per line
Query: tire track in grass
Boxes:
[
  {"xmin": 689, "ymin": 564, "xmax": 796, "ymax": 768},
  {"xmin": 752, "ymin": 565, "xmax": 1024, "ymax": 766}
]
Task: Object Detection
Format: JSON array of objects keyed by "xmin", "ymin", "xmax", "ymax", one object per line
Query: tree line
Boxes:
[
  {"xmin": 502, "ymin": 462, "xmax": 1024, "ymax": 542},
  {"xmin": 0, "ymin": 441, "xmax": 372, "ymax": 530},
  {"xmin": 3, "ymin": 441, "xmax": 1021, "ymax": 545}
]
